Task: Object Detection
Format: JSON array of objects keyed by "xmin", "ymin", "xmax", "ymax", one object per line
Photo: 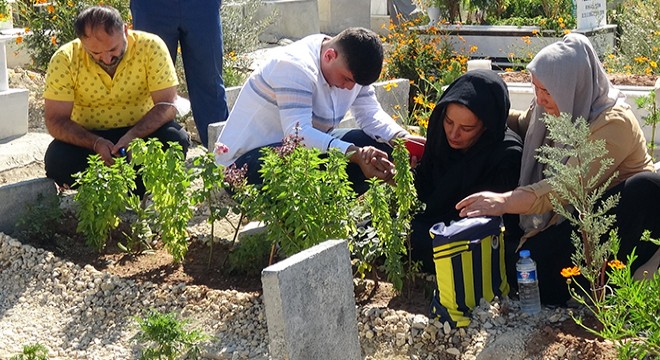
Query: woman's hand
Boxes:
[
  {"xmin": 456, "ymin": 191, "xmax": 510, "ymax": 217},
  {"xmin": 456, "ymin": 188, "xmax": 537, "ymax": 217}
]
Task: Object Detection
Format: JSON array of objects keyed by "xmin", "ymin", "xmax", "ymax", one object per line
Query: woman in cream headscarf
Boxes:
[{"xmin": 456, "ymin": 33, "xmax": 660, "ymax": 305}]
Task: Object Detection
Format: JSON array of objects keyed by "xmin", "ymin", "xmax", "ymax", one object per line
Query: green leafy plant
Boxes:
[
  {"xmin": 536, "ymin": 113, "xmax": 620, "ymax": 301},
  {"xmin": 563, "ymin": 238, "xmax": 660, "ymax": 359},
  {"xmin": 15, "ymin": 192, "xmax": 62, "ymax": 242},
  {"xmin": 226, "ymin": 231, "xmax": 272, "ymax": 276},
  {"xmin": 0, "ymin": 0, "xmax": 10, "ymax": 21},
  {"xmin": 15, "ymin": 0, "xmax": 131, "ymax": 72},
  {"xmin": 191, "ymin": 152, "xmax": 243, "ymax": 268},
  {"xmin": 9, "ymin": 343, "xmax": 49, "ymax": 360},
  {"xmin": 73, "ymin": 155, "xmax": 136, "ymax": 251},
  {"xmin": 221, "ymin": 0, "xmax": 278, "ymax": 88},
  {"xmin": 235, "ymin": 131, "xmax": 357, "ymax": 258},
  {"xmin": 354, "ymin": 140, "xmax": 423, "ymax": 293},
  {"xmin": 135, "ymin": 309, "xmax": 209, "ymax": 360},
  {"xmin": 119, "ymin": 193, "xmax": 156, "ymax": 255},
  {"xmin": 605, "ymin": 0, "xmax": 660, "ymax": 76},
  {"xmin": 130, "ymin": 139, "xmax": 193, "ymax": 263},
  {"xmin": 635, "ymin": 89, "xmax": 659, "ymax": 160},
  {"xmin": 382, "ymin": 18, "xmax": 467, "ymax": 130}
]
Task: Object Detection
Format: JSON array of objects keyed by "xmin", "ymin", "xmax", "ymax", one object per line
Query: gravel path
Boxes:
[{"xmin": 1, "ymin": 232, "xmax": 611, "ymax": 360}]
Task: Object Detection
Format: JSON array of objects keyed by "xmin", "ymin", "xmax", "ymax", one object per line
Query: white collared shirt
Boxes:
[{"xmin": 216, "ymin": 34, "xmax": 406, "ymax": 166}]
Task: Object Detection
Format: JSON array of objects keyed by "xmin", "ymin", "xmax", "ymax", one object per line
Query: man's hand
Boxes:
[
  {"xmin": 93, "ymin": 137, "xmax": 116, "ymax": 166},
  {"xmin": 349, "ymin": 145, "xmax": 395, "ymax": 182}
]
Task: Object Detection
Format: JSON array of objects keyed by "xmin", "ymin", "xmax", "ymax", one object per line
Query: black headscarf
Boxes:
[{"xmin": 414, "ymin": 69, "xmax": 520, "ymax": 222}]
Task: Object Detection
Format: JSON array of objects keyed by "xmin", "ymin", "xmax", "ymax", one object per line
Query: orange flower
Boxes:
[
  {"xmin": 608, "ymin": 260, "xmax": 626, "ymax": 270},
  {"xmin": 51, "ymin": 36, "xmax": 57, "ymax": 46},
  {"xmin": 47, "ymin": 5, "xmax": 55, "ymax": 13},
  {"xmin": 560, "ymin": 266, "xmax": 581, "ymax": 278},
  {"xmin": 15, "ymin": 36, "xmax": 23, "ymax": 44}
]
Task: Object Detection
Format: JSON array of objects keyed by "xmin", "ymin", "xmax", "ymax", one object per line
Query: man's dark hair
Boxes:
[
  {"xmin": 332, "ymin": 27, "xmax": 384, "ymax": 86},
  {"xmin": 74, "ymin": 6, "xmax": 124, "ymax": 38}
]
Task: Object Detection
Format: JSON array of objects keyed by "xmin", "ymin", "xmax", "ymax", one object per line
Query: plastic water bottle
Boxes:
[{"xmin": 516, "ymin": 250, "xmax": 541, "ymax": 314}]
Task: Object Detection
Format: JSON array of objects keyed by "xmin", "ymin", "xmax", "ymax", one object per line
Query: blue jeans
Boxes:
[
  {"xmin": 232, "ymin": 129, "xmax": 393, "ymax": 195},
  {"xmin": 130, "ymin": 0, "xmax": 228, "ymax": 147}
]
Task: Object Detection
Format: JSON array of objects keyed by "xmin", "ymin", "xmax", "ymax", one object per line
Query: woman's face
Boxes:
[
  {"xmin": 443, "ymin": 103, "xmax": 485, "ymax": 151},
  {"xmin": 531, "ymin": 76, "xmax": 560, "ymax": 116}
]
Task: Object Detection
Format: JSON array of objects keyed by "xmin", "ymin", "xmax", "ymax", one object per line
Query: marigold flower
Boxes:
[
  {"xmin": 47, "ymin": 5, "xmax": 55, "ymax": 13},
  {"xmin": 563, "ymin": 30, "xmax": 571, "ymax": 35},
  {"xmin": 51, "ymin": 36, "xmax": 57, "ymax": 46},
  {"xmin": 0, "ymin": 14, "xmax": 5, "ymax": 22},
  {"xmin": 470, "ymin": 45, "xmax": 478, "ymax": 53},
  {"xmin": 15, "ymin": 36, "xmax": 23, "ymax": 44},
  {"xmin": 560, "ymin": 266, "xmax": 581, "ymax": 278},
  {"xmin": 608, "ymin": 259, "xmax": 626, "ymax": 270},
  {"xmin": 650, "ymin": 61, "xmax": 657, "ymax": 69}
]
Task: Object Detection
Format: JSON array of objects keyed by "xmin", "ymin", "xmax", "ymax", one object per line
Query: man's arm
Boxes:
[
  {"xmin": 113, "ymin": 86, "xmax": 178, "ymax": 153},
  {"xmin": 45, "ymin": 99, "xmax": 115, "ymax": 164}
]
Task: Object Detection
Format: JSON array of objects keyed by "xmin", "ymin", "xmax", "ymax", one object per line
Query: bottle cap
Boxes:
[{"xmin": 520, "ymin": 249, "xmax": 530, "ymax": 257}]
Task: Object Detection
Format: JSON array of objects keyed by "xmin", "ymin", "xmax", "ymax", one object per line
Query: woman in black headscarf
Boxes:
[{"xmin": 411, "ymin": 69, "xmax": 523, "ymax": 273}]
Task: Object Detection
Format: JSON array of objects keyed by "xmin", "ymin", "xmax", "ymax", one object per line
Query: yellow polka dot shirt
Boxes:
[{"xmin": 44, "ymin": 30, "xmax": 178, "ymax": 130}]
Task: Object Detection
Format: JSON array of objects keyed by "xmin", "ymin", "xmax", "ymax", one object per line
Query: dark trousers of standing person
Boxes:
[
  {"xmin": 515, "ymin": 171, "xmax": 660, "ymax": 305},
  {"xmin": 130, "ymin": 0, "xmax": 229, "ymax": 148},
  {"xmin": 44, "ymin": 121, "xmax": 190, "ymax": 197},
  {"xmin": 231, "ymin": 129, "xmax": 393, "ymax": 196}
]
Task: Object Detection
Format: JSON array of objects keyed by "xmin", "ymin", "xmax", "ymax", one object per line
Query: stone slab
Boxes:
[
  {"xmin": 256, "ymin": 0, "xmax": 320, "ymax": 42},
  {"xmin": 0, "ymin": 177, "xmax": 56, "ymax": 234},
  {"xmin": 318, "ymin": 0, "xmax": 370, "ymax": 35},
  {"xmin": 0, "ymin": 132, "xmax": 55, "ymax": 234},
  {"xmin": 0, "ymin": 88, "xmax": 28, "ymax": 139},
  {"xmin": 261, "ymin": 239, "xmax": 361, "ymax": 360}
]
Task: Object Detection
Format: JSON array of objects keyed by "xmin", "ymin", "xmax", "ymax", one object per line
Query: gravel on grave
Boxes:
[{"xmin": 0, "ymin": 233, "xmax": 599, "ymax": 360}]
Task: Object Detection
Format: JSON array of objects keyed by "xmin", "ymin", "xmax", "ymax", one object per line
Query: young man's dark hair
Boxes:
[
  {"xmin": 332, "ymin": 27, "xmax": 384, "ymax": 86},
  {"xmin": 74, "ymin": 5, "xmax": 124, "ymax": 38}
]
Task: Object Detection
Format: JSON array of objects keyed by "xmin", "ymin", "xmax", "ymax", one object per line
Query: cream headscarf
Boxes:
[{"xmin": 518, "ymin": 33, "xmax": 625, "ymax": 233}]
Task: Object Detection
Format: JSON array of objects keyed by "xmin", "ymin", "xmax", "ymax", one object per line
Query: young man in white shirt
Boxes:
[{"xmin": 216, "ymin": 27, "xmax": 425, "ymax": 194}]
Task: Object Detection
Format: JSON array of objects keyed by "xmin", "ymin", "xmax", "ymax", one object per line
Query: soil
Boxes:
[{"xmin": 8, "ymin": 67, "xmax": 624, "ymax": 358}]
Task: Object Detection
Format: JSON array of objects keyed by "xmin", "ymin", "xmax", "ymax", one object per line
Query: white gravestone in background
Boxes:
[{"xmin": 574, "ymin": 0, "xmax": 606, "ymax": 30}]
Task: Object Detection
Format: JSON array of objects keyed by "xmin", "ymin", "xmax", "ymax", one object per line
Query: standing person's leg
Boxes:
[
  {"xmin": 330, "ymin": 128, "xmax": 392, "ymax": 195},
  {"xmin": 129, "ymin": 0, "xmax": 181, "ymax": 62},
  {"xmin": 180, "ymin": 0, "xmax": 228, "ymax": 148}
]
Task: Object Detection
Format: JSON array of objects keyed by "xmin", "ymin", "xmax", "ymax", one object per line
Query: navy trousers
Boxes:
[
  {"xmin": 130, "ymin": 0, "xmax": 229, "ymax": 147},
  {"xmin": 232, "ymin": 129, "xmax": 393, "ymax": 196}
]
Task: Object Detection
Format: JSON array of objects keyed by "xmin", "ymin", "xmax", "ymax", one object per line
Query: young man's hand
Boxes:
[{"xmin": 349, "ymin": 145, "xmax": 395, "ymax": 182}]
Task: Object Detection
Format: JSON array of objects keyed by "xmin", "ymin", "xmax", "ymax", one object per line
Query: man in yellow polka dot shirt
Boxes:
[{"xmin": 43, "ymin": 5, "xmax": 191, "ymax": 194}]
